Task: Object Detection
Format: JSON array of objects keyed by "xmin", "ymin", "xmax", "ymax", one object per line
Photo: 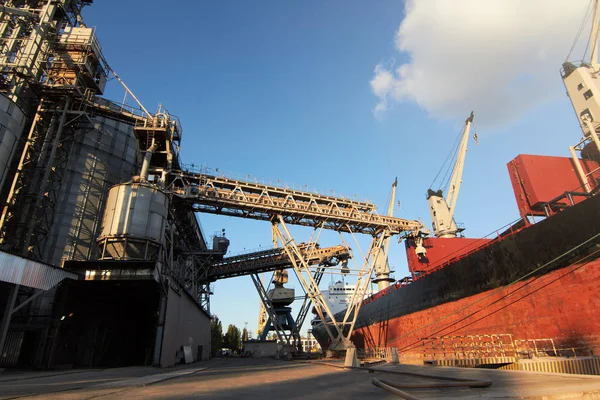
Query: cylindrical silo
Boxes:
[
  {"xmin": 97, "ymin": 181, "xmax": 169, "ymax": 261},
  {"xmin": 44, "ymin": 112, "xmax": 139, "ymax": 265},
  {"xmin": 0, "ymin": 94, "xmax": 27, "ymax": 194}
]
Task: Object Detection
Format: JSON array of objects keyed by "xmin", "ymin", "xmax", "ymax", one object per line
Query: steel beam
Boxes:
[
  {"xmin": 273, "ymin": 217, "xmax": 388, "ymax": 350},
  {"xmin": 168, "ymin": 170, "xmax": 423, "ymax": 236},
  {"xmin": 205, "ymin": 244, "xmax": 350, "ymax": 281},
  {"xmin": 251, "ymin": 273, "xmax": 290, "ymax": 344}
]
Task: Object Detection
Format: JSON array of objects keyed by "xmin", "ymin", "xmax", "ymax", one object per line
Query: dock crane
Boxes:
[
  {"xmin": 427, "ymin": 112, "xmax": 475, "ymax": 238},
  {"xmin": 561, "ymin": 0, "xmax": 600, "ymax": 191}
]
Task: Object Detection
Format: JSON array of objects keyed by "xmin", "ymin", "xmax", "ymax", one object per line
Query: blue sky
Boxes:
[{"xmin": 83, "ymin": 1, "xmax": 589, "ymax": 337}]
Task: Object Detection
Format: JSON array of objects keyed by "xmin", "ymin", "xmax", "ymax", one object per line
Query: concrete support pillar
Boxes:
[
  {"xmin": 390, "ymin": 348, "xmax": 399, "ymax": 364},
  {"xmin": 344, "ymin": 346, "xmax": 360, "ymax": 368},
  {"xmin": 153, "ymin": 289, "xmax": 168, "ymax": 366}
]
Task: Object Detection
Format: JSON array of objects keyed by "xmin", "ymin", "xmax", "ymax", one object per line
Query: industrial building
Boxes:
[
  {"xmin": 0, "ymin": 0, "xmax": 423, "ymax": 370},
  {"xmin": 0, "ymin": 0, "xmax": 227, "ymax": 368}
]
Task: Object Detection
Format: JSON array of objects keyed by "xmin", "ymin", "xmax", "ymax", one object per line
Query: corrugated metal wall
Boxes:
[
  {"xmin": 0, "ymin": 331, "xmax": 24, "ymax": 367},
  {"xmin": 160, "ymin": 286, "xmax": 211, "ymax": 367},
  {"xmin": 0, "ymin": 251, "xmax": 77, "ymax": 289}
]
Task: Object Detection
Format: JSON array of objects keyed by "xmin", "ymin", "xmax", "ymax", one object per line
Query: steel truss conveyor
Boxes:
[
  {"xmin": 168, "ymin": 171, "xmax": 422, "ymax": 236},
  {"xmin": 204, "ymin": 244, "xmax": 351, "ymax": 281}
]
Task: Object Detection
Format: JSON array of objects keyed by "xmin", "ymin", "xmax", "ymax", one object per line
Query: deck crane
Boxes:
[
  {"xmin": 372, "ymin": 178, "xmax": 398, "ymax": 291},
  {"xmin": 562, "ymin": 0, "xmax": 600, "ymax": 192},
  {"xmin": 427, "ymin": 112, "xmax": 475, "ymax": 238}
]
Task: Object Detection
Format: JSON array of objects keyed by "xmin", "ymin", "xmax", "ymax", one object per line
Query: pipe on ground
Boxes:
[{"xmin": 371, "ymin": 376, "xmax": 492, "ymax": 399}]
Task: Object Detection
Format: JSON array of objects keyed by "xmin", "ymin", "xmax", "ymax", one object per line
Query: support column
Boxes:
[
  {"xmin": 583, "ymin": 119, "xmax": 600, "ymax": 158},
  {"xmin": 570, "ymin": 145, "xmax": 592, "ymax": 192},
  {"xmin": 0, "ymin": 284, "xmax": 19, "ymax": 364},
  {"xmin": 153, "ymin": 288, "xmax": 168, "ymax": 366}
]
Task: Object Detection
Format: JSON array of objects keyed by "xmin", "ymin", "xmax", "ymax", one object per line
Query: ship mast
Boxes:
[
  {"xmin": 562, "ymin": 0, "xmax": 600, "ymax": 192},
  {"xmin": 427, "ymin": 112, "xmax": 474, "ymax": 238}
]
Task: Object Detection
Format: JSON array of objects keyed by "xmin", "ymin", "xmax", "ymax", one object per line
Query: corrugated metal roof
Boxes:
[{"xmin": 0, "ymin": 251, "xmax": 78, "ymax": 290}]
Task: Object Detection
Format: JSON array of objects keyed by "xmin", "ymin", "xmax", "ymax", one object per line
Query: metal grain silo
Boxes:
[
  {"xmin": 97, "ymin": 181, "xmax": 169, "ymax": 261},
  {"xmin": 44, "ymin": 114, "xmax": 138, "ymax": 266},
  {"xmin": 0, "ymin": 94, "xmax": 27, "ymax": 193}
]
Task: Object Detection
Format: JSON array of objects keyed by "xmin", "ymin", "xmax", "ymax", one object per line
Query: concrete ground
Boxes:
[{"xmin": 1, "ymin": 357, "xmax": 600, "ymax": 399}]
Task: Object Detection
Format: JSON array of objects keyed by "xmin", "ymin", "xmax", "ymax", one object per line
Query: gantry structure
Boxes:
[
  {"xmin": 166, "ymin": 169, "xmax": 424, "ymax": 349},
  {"xmin": 198, "ymin": 243, "xmax": 351, "ymax": 346}
]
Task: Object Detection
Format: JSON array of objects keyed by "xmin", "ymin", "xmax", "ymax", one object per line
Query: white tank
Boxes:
[
  {"xmin": 0, "ymin": 94, "xmax": 26, "ymax": 192},
  {"xmin": 99, "ymin": 182, "xmax": 168, "ymax": 245}
]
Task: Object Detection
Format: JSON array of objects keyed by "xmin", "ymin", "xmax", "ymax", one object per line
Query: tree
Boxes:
[
  {"xmin": 210, "ymin": 316, "xmax": 223, "ymax": 357},
  {"xmin": 223, "ymin": 324, "xmax": 241, "ymax": 352},
  {"xmin": 242, "ymin": 327, "xmax": 249, "ymax": 342}
]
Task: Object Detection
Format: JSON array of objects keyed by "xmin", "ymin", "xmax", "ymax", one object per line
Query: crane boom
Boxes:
[
  {"xmin": 561, "ymin": 0, "xmax": 600, "ymax": 191},
  {"xmin": 373, "ymin": 178, "xmax": 398, "ymax": 290},
  {"xmin": 427, "ymin": 112, "xmax": 474, "ymax": 238},
  {"xmin": 447, "ymin": 112, "xmax": 474, "ymax": 216}
]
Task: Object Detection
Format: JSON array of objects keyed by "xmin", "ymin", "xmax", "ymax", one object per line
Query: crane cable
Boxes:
[
  {"xmin": 428, "ymin": 124, "xmax": 464, "ymax": 192},
  {"xmin": 566, "ymin": 0, "xmax": 595, "ymax": 61}
]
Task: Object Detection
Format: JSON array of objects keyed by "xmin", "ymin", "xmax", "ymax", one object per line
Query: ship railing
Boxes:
[
  {"xmin": 356, "ymin": 347, "xmax": 397, "ymax": 363},
  {"xmin": 361, "ymin": 217, "xmax": 524, "ymax": 304},
  {"xmin": 409, "ymin": 182, "xmax": 598, "ymax": 281},
  {"xmin": 414, "ymin": 217, "xmax": 526, "ymax": 281},
  {"xmin": 514, "ymin": 339, "xmax": 594, "ymax": 359},
  {"xmin": 422, "ymin": 334, "xmax": 595, "ymax": 363},
  {"xmin": 422, "ymin": 334, "xmax": 518, "ymax": 362},
  {"xmin": 514, "ymin": 338, "xmax": 558, "ymax": 359},
  {"xmin": 541, "ymin": 189, "xmax": 597, "ymax": 217}
]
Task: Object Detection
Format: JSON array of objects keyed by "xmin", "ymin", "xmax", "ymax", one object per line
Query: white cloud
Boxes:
[{"xmin": 371, "ymin": 0, "xmax": 593, "ymax": 127}]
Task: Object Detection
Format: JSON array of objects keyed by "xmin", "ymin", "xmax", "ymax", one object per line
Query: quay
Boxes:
[{"xmin": 1, "ymin": 358, "xmax": 600, "ymax": 399}]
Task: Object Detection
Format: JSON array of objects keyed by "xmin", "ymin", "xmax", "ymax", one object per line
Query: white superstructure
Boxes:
[{"xmin": 322, "ymin": 280, "xmax": 357, "ymax": 315}]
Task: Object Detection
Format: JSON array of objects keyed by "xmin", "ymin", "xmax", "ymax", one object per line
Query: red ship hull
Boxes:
[
  {"xmin": 351, "ymin": 257, "xmax": 600, "ymax": 363},
  {"xmin": 312, "ymin": 154, "xmax": 600, "ymax": 362}
]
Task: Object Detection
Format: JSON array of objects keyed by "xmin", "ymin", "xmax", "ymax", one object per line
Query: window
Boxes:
[
  {"xmin": 584, "ymin": 89, "xmax": 594, "ymax": 100},
  {"xmin": 578, "ymin": 83, "xmax": 584, "ymax": 91}
]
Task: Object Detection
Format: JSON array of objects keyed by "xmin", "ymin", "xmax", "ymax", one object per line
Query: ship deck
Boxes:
[{"xmin": 2, "ymin": 358, "xmax": 600, "ymax": 399}]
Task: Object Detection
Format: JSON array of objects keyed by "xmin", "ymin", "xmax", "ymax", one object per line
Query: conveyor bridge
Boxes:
[
  {"xmin": 202, "ymin": 244, "xmax": 351, "ymax": 281},
  {"xmin": 166, "ymin": 169, "xmax": 425, "ymax": 350},
  {"xmin": 168, "ymin": 170, "xmax": 422, "ymax": 236}
]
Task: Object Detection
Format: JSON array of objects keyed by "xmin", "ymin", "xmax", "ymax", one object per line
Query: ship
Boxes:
[
  {"xmin": 312, "ymin": 3, "xmax": 600, "ymax": 364},
  {"xmin": 311, "ymin": 279, "xmax": 361, "ymax": 329}
]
